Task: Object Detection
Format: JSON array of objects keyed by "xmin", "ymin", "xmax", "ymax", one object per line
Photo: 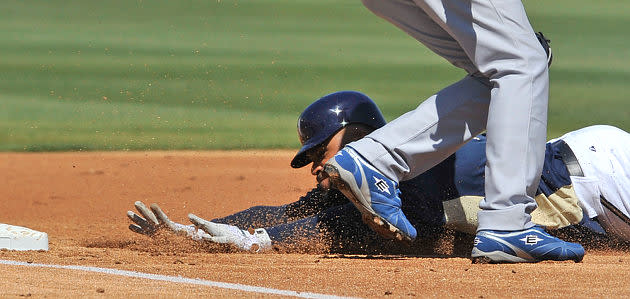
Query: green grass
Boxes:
[{"xmin": 1, "ymin": 0, "xmax": 629, "ymax": 151}]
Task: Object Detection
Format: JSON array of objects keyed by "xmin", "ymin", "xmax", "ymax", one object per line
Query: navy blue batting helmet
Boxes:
[{"xmin": 290, "ymin": 91, "xmax": 387, "ymax": 168}]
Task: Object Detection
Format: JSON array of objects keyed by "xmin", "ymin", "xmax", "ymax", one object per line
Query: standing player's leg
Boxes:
[
  {"xmin": 407, "ymin": 0, "xmax": 581, "ymax": 262},
  {"xmin": 329, "ymin": 0, "xmax": 584, "ymax": 262},
  {"xmin": 362, "ymin": 0, "xmax": 548, "ymax": 234}
]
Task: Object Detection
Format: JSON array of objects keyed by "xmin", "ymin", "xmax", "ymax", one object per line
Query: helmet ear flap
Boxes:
[{"xmin": 291, "ymin": 91, "xmax": 386, "ymax": 168}]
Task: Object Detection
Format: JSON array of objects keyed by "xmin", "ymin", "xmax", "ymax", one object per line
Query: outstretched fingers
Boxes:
[
  {"xmin": 188, "ymin": 214, "xmax": 224, "ymax": 236},
  {"xmin": 129, "ymin": 223, "xmax": 150, "ymax": 235},
  {"xmin": 188, "ymin": 213, "xmax": 209, "ymax": 230},
  {"xmin": 150, "ymin": 203, "xmax": 177, "ymax": 230},
  {"xmin": 126, "ymin": 211, "xmax": 156, "ymax": 235},
  {"xmin": 135, "ymin": 201, "xmax": 159, "ymax": 226}
]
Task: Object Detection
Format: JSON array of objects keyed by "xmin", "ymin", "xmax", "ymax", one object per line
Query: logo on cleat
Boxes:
[
  {"xmin": 474, "ymin": 237, "xmax": 482, "ymax": 246},
  {"xmin": 373, "ymin": 177, "xmax": 390, "ymax": 194},
  {"xmin": 520, "ymin": 235, "xmax": 543, "ymax": 245}
]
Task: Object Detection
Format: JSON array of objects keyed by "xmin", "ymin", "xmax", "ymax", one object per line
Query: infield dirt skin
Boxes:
[{"xmin": 1, "ymin": 151, "xmax": 629, "ymax": 298}]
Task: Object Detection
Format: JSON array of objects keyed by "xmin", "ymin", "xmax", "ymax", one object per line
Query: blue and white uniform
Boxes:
[
  {"xmin": 213, "ymin": 126, "xmax": 630, "ymax": 252},
  {"xmin": 556, "ymin": 126, "xmax": 630, "ymax": 241}
]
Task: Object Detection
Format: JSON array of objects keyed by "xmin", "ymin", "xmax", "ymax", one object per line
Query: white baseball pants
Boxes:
[{"xmin": 557, "ymin": 126, "xmax": 630, "ymax": 242}]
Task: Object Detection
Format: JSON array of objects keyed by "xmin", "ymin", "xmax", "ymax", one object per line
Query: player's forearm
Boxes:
[
  {"xmin": 211, "ymin": 205, "xmax": 291, "ymax": 228},
  {"xmin": 283, "ymin": 187, "xmax": 349, "ymax": 219},
  {"xmin": 263, "ymin": 202, "xmax": 385, "ymax": 253},
  {"xmin": 210, "ymin": 187, "xmax": 348, "ymax": 228},
  {"xmin": 263, "ymin": 216, "xmax": 320, "ymax": 246}
]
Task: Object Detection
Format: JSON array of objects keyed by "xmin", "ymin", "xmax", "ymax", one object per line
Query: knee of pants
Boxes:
[
  {"xmin": 523, "ymin": 48, "xmax": 549, "ymax": 76},
  {"xmin": 492, "ymin": 36, "xmax": 550, "ymax": 80}
]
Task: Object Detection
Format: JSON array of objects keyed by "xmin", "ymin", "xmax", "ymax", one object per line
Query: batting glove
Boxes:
[{"xmin": 188, "ymin": 214, "xmax": 272, "ymax": 252}]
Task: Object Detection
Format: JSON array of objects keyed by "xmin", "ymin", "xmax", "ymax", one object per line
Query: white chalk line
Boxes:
[{"xmin": 0, "ymin": 259, "xmax": 358, "ymax": 299}]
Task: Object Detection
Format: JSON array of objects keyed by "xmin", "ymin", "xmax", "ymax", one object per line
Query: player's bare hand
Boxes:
[{"xmin": 188, "ymin": 213, "xmax": 271, "ymax": 252}]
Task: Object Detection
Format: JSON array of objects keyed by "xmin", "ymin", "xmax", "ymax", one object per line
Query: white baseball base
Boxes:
[{"xmin": 0, "ymin": 223, "xmax": 49, "ymax": 251}]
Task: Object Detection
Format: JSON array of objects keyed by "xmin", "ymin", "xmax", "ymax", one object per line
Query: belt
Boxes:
[
  {"xmin": 600, "ymin": 195, "xmax": 630, "ymax": 227},
  {"xmin": 552, "ymin": 139, "xmax": 584, "ymax": 177}
]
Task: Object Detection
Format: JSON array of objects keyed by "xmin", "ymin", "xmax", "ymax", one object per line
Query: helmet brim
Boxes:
[
  {"xmin": 290, "ymin": 128, "xmax": 337, "ymax": 168},
  {"xmin": 290, "ymin": 147, "xmax": 312, "ymax": 169}
]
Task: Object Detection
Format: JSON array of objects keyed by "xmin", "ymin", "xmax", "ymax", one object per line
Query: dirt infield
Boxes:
[{"xmin": 2, "ymin": 151, "xmax": 630, "ymax": 298}]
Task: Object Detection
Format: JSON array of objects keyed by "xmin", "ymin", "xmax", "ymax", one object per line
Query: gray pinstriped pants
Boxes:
[{"xmin": 349, "ymin": 0, "xmax": 549, "ymax": 231}]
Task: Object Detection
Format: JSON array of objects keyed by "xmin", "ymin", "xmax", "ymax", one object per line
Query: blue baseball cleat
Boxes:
[
  {"xmin": 471, "ymin": 226, "xmax": 585, "ymax": 263},
  {"xmin": 323, "ymin": 147, "xmax": 417, "ymax": 242}
]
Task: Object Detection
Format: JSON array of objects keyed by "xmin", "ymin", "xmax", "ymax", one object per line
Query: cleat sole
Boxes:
[{"xmin": 470, "ymin": 256, "xmax": 493, "ymax": 264}]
